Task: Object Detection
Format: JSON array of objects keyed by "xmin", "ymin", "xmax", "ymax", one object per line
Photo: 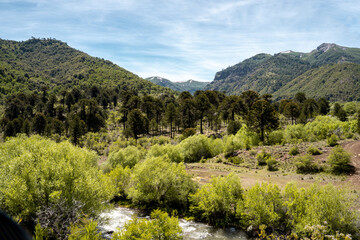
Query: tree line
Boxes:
[{"xmin": 2, "ymin": 86, "xmax": 340, "ymax": 144}]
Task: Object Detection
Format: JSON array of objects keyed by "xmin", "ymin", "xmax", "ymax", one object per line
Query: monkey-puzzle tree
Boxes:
[
  {"xmin": 165, "ymin": 103, "xmax": 178, "ymax": 138},
  {"xmin": 195, "ymin": 93, "xmax": 211, "ymax": 134},
  {"xmin": 127, "ymin": 109, "xmax": 148, "ymax": 141},
  {"xmin": 247, "ymin": 100, "xmax": 279, "ymax": 141},
  {"xmin": 283, "ymin": 102, "xmax": 301, "ymax": 124}
]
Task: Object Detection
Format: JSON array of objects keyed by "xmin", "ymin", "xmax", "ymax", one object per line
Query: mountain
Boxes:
[
  {"xmin": 206, "ymin": 43, "xmax": 360, "ymax": 100},
  {"xmin": 146, "ymin": 76, "xmax": 210, "ymax": 94},
  {"xmin": 273, "ymin": 62, "xmax": 360, "ymax": 102},
  {"xmin": 0, "ymin": 38, "xmax": 173, "ymax": 98}
]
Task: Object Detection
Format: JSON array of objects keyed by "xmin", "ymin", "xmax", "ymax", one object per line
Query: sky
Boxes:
[{"xmin": 1, "ymin": 0, "xmax": 360, "ymax": 82}]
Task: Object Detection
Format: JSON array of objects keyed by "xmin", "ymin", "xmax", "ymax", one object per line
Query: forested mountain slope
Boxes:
[
  {"xmin": 273, "ymin": 62, "xmax": 360, "ymax": 101},
  {"xmin": 0, "ymin": 38, "xmax": 173, "ymax": 99},
  {"xmin": 206, "ymin": 43, "xmax": 360, "ymax": 100}
]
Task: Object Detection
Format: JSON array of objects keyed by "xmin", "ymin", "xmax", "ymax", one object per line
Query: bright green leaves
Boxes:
[
  {"xmin": 0, "ymin": 135, "xmax": 114, "ymax": 223},
  {"xmin": 190, "ymin": 173, "xmax": 243, "ymax": 227},
  {"xmin": 113, "ymin": 209, "xmax": 182, "ymax": 240},
  {"xmin": 127, "ymin": 157, "xmax": 196, "ymax": 209}
]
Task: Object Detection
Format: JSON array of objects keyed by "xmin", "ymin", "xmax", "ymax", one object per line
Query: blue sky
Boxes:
[{"xmin": 1, "ymin": 0, "xmax": 360, "ymax": 82}]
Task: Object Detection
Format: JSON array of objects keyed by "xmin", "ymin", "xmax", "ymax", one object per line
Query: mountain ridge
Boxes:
[
  {"xmin": 0, "ymin": 37, "xmax": 174, "ymax": 98},
  {"xmin": 146, "ymin": 76, "xmax": 210, "ymax": 94},
  {"xmin": 206, "ymin": 43, "xmax": 360, "ymax": 101}
]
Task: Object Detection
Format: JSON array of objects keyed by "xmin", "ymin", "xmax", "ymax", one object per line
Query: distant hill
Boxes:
[
  {"xmin": 0, "ymin": 38, "xmax": 173, "ymax": 98},
  {"xmin": 146, "ymin": 76, "xmax": 210, "ymax": 94},
  {"xmin": 206, "ymin": 43, "xmax": 360, "ymax": 101},
  {"xmin": 273, "ymin": 62, "xmax": 360, "ymax": 102}
]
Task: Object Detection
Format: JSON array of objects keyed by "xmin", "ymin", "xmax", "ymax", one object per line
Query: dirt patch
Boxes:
[{"xmin": 186, "ymin": 140, "xmax": 360, "ymax": 190}]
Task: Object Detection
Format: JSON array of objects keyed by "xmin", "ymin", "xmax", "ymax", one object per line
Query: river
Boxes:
[{"xmin": 99, "ymin": 207, "xmax": 248, "ymax": 239}]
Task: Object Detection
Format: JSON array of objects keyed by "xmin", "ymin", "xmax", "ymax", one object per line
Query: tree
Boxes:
[
  {"xmin": 318, "ymin": 97, "xmax": 330, "ymax": 115},
  {"xmin": 302, "ymin": 98, "xmax": 318, "ymax": 119},
  {"xmin": 219, "ymin": 96, "xmax": 245, "ymax": 122},
  {"xmin": 247, "ymin": 100, "xmax": 279, "ymax": 141},
  {"xmin": 294, "ymin": 92, "xmax": 306, "ymax": 104},
  {"xmin": 195, "ymin": 93, "xmax": 211, "ymax": 134},
  {"xmin": 241, "ymin": 90, "xmax": 260, "ymax": 110},
  {"xmin": 45, "ymin": 95, "xmax": 57, "ymax": 117},
  {"xmin": 69, "ymin": 115, "xmax": 86, "ymax": 145},
  {"xmin": 283, "ymin": 102, "xmax": 301, "ymax": 124},
  {"xmin": 127, "ymin": 109, "xmax": 147, "ymax": 141},
  {"xmin": 179, "ymin": 99, "xmax": 196, "ymax": 129},
  {"xmin": 141, "ymin": 95, "xmax": 156, "ymax": 121},
  {"xmin": 33, "ymin": 112, "xmax": 47, "ymax": 135},
  {"xmin": 65, "ymin": 92, "xmax": 74, "ymax": 112},
  {"xmin": 165, "ymin": 103, "xmax": 178, "ymax": 138}
]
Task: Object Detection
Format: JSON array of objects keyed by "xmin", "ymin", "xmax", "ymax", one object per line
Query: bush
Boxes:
[
  {"xmin": 112, "ymin": 209, "xmax": 182, "ymax": 240},
  {"xmin": 266, "ymin": 157, "xmax": 278, "ymax": 171},
  {"xmin": 0, "ymin": 135, "xmax": 114, "ymax": 237},
  {"xmin": 284, "ymin": 183, "xmax": 359, "ymax": 236},
  {"xmin": 127, "ymin": 157, "xmax": 196, "ymax": 209},
  {"xmin": 190, "ymin": 173, "xmax": 243, "ymax": 227},
  {"xmin": 227, "ymin": 120, "xmax": 242, "ymax": 135},
  {"xmin": 327, "ymin": 134, "xmax": 339, "ymax": 147},
  {"xmin": 68, "ymin": 218, "xmax": 102, "ymax": 240},
  {"xmin": 256, "ymin": 150, "xmax": 272, "ymax": 166},
  {"xmin": 178, "ymin": 135, "xmax": 213, "ymax": 163},
  {"xmin": 147, "ymin": 144, "xmax": 183, "ymax": 163},
  {"xmin": 295, "ymin": 154, "xmax": 321, "ymax": 174},
  {"xmin": 227, "ymin": 156, "xmax": 243, "ymax": 165},
  {"xmin": 307, "ymin": 145, "xmax": 322, "ymax": 155},
  {"xmin": 267, "ymin": 130, "xmax": 284, "ymax": 145},
  {"xmin": 289, "ymin": 146, "xmax": 300, "ymax": 156},
  {"xmin": 242, "ymin": 183, "xmax": 283, "ymax": 228},
  {"xmin": 106, "ymin": 166, "xmax": 131, "ymax": 197},
  {"xmin": 328, "ymin": 146, "xmax": 352, "ymax": 174},
  {"xmin": 284, "ymin": 124, "xmax": 306, "ymax": 143},
  {"xmin": 107, "ymin": 145, "xmax": 144, "ymax": 168}
]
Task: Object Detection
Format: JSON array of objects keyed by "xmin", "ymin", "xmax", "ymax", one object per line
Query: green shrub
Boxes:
[
  {"xmin": 227, "ymin": 156, "xmax": 243, "ymax": 165},
  {"xmin": 295, "ymin": 154, "xmax": 321, "ymax": 174},
  {"xmin": 327, "ymin": 134, "xmax": 339, "ymax": 147},
  {"xmin": 227, "ymin": 120, "xmax": 242, "ymax": 135},
  {"xmin": 284, "ymin": 124, "xmax": 306, "ymax": 143},
  {"xmin": 307, "ymin": 145, "xmax": 322, "ymax": 155},
  {"xmin": 106, "ymin": 166, "xmax": 131, "ymax": 197},
  {"xmin": 289, "ymin": 146, "xmax": 300, "ymax": 156},
  {"xmin": 328, "ymin": 146, "xmax": 352, "ymax": 174},
  {"xmin": 256, "ymin": 150, "xmax": 272, "ymax": 166},
  {"xmin": 284, "ymin": 183, "xmax": 358, "ymax": 236},
  {"xmin": 147, "ymin": 144, "xmax": 183, "ymax": 163},
  {"xmin": 0, "ymin": 135, "xmax": 114, "ymax": 237},
  {"xmin": 112, "ymin": 209, "xmax": 182, "ymax": 240},
  {"xmin": 68, "ymin": 218, "xmax": 102, "ymax": 240},
  {"xmin": 266, "ymin": 157, "xmax": 278, "ymax": 171},
  {"xmin": 178, "ymin": 135, "xmax": 213, "ymax": 163},
  {"xmin": 190, "ymin": 173, "xmax": 243, "ymax": 227},
  {"xmin": 127, "ymin": 157, "xmax": 196, "ymax": 209},
  {"xmin": 267, "ymin": 130, "xmax": 284, "ymax": 145},
  {"xmin": 242, "ymin": 183, "xmax": 283, "ymax": 228},
  {"xmin": 108, "ymin": 145, "xmax": 144, "ymax": 168}
]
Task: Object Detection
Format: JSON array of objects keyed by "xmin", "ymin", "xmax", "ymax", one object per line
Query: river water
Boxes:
[{"xmin": 99, "ymin": 207, "xmax": 248, "ymax": 240}]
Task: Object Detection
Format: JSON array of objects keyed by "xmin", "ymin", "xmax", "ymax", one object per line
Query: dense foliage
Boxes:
[
  {"xmin": 0, "ymin": 38, "xmax": 174, "ymax": 100},
  {"xmin": 207, "ymin": 43, "xmax": 360, "ymax": 101},
  {"xmin": 0, "ymin": 135, "xmax": 114, "ymax": 238}
]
